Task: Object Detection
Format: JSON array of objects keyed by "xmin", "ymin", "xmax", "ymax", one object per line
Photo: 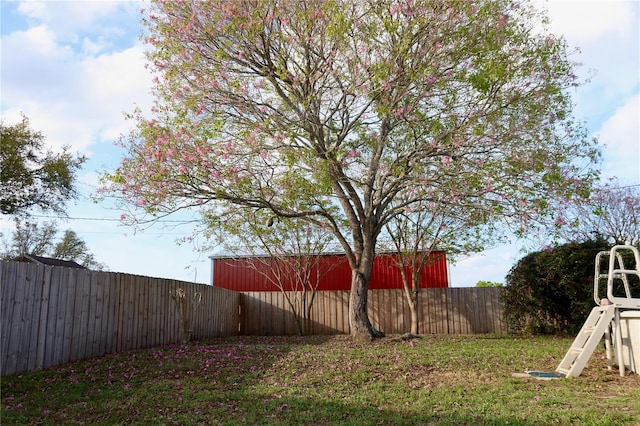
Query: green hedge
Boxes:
[{"xmin": 500, "ymin": 240, "xmax": 638, "ymax": 335}]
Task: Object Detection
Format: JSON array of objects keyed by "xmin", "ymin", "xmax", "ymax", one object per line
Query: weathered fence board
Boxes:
[
  {"xmin": 1, "ymin": 260, "xmax": 505, "ymax": 376},
  {"xmin": 23, "ymin": 264, "xmax": 39, "ymax": 373},
  {"xmin": 10, "ymin": 264, "xmax": 28, "ymax": 374},
  {"xmin": 35, "ymin": 267, "xmax": 52, "ymax": 370},
  {"xmin": 0, "ymin": 262, "xmax": 13, "ymax": 369},
  {"xmin": 1, "ymin": 262, "xmax": 241, "ymax": 376},
  {"xmin": 237, "ymin": 287, "xmax": 505, "ymax": 337}
]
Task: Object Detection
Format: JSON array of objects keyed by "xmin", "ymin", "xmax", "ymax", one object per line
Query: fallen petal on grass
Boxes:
[{"xmin": 0, "ymin": 335, "xmax": 638, "ymax": 425}]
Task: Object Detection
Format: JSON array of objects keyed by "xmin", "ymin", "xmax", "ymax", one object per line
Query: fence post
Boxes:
[
  {"xmin": 35, "ymin": 266, "xmax": 52, "ymax": 370},
  {"xmin": 238, "ymin": 293, "xmax": 245, "ymax": 335}
]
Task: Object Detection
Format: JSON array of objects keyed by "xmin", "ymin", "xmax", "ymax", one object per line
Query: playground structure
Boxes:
[{"xmin": 556, "ymin": 245, "xmax": 640, "ymax": 377}]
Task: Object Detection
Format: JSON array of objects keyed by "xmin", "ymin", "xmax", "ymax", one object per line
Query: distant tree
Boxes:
[
  {"xmin": 553, "ymin": 179, "xmax": 640, "ymax": 246},
  {"xmin": 380, "ymin": 197, "xmax": 487, "ymax": 334},
  {"xmin": 52, "ymin": 230, "xmax": 106, "ymax": 270},
  {"xmin": 211, "ymin": 210, "xmax": 336, "ymax": 335},
  {"xmin": 500, "ymin": 239, "xmax": 611, "ymax": 335},
  {"xmin": 0, "ymin": 220, "xmax": 58, "ymax": 257},
  {"xmin": 0, "ymin": 220, "xmax": 106, "ymax": 270},
  {"xmin": 0, "ymin": 115, "xmax": 85, "ymax": 216},
  {"xmin": 476, "ymin": 280, "xmax": 503, "ymax": 288},
  {"xmin": 104, "ymin": 0, "xmax": 600, "ymax": 340}
]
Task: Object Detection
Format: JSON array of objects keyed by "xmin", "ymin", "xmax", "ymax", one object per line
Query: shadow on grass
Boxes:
[
  {"xmin": 139, "ymin": 391, "xmax": 552, "ymax": 426},
  {"xmin": 1, "ymin": 335, "xmax": 337, "ymax": 425},
  {"xmin": 1, "ymin": 335, "xmax": 638, "ymax": 426}
]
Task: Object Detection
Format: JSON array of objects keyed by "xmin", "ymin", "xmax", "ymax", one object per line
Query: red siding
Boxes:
[{"xmin": 212, "ymin": 252, "xmax": 448, "ymax": 291}]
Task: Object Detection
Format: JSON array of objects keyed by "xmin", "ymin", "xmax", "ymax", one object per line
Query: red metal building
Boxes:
[{"xmin": 210, "ymin": 252, "xmax": 449, "ymax": 291}]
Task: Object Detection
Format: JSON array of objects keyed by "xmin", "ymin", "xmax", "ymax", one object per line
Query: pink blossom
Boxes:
[{"xmin": 554, "ymin": 216, "xmax": 567, "ymax": 226}]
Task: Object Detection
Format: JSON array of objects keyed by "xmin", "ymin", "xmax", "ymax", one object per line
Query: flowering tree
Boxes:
[
  {"xmin": 552, "ymin": 179, "xmax": 640, "ymax": 246},
  {"xmin": 380, "ymin": 198, "xmax": 487, "ymax": 335},
  {"xmin": 210, "ymin": 211, "xmax": 337, "ymax": 335},
  {"xmin": 104, "ymin": 0, "xmax": 600, "ymax": 340}
]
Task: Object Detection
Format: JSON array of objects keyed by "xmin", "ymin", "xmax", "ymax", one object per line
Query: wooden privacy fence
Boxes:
[
  {"xmin": 240, "ymin": 287, "xmax": 506, "ymax": 336},
  {"xmin": 1, "ymin": 261, "xmax": 506, "ymax": 376},
  {"xmin": 1, "ymin": 261, "xmax": 239, "ymax": 376}
]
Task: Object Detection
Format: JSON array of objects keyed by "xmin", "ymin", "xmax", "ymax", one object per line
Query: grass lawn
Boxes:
[{"xmin": 2, "ymin": 334, "xmax": 639, "ymax": 425}]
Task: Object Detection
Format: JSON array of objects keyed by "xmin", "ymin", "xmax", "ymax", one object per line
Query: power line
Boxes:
[
  {"xmin": 68, "ymin": 231, "xmax": 194, "ymax": 236},
  {"xmin": 0, "ymin": 216, "xmax": 199, "ymax": 237},
  {"xmin": 9, "ymin": 181, "xmax": 640, "ymax": 224},
  {"xmin": 25, "ymin": 214, "xmax": 194, "ymax": 223}
]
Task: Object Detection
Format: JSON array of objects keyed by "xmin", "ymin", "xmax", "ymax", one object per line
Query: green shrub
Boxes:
[
  {"xmin": 475, "ymin": 280, "xmax": 503, "ymax": 287},
  {"xmin": 500, "ymin": 239, "xmax": 615, "ymax": 335}
]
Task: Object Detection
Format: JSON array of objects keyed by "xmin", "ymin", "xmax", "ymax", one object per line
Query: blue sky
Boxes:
[{"xmin": 1, "ymin": 1, "xmax": 639, "ymax": 286}]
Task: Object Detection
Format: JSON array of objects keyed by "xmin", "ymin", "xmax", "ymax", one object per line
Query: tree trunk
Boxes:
[
  {"xmin": 399, "ymin": 268, "xmax": 421, "ymax": 335},
  {"xmin": 408, "ymin": 292, "xmax": 419, "ymax": 335},
  {"xmin": 349, "ymin": 270, "xmax": 385, "ymax": 341},
  {"xmin": 411, "ymin": 276, "xmax": 421, "ymax": 335}
]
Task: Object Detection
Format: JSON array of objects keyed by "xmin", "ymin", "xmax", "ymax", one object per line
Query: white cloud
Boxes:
[
  {"xmin": 546, "ymin": 1, "xmax": 640, "ymax": 184},
  {"xmin": 80, "ymin": 45, "xmax": 152, "ymax": 112},
  {"xmin": 18, "ymin": 24, "xmax": 60, "ymax": 54},
  {"xmin": 597, "ymin": 93, "xmax": 640, "ymax": 183},
  {"xmin": 546, "ymin": 1, "xmax": 635, "ymax": 42},
  {"xmin": 544, "ymin": 1, "xmax": 640, "ymax": 126},
  {"xmin": 17, "ymin": 1, "xmax": 131, "ymax": 43},
  {"xmin": 1, "ymin": 25, "xmax": 74, "ymax": 86},
  {"xmin": 1, "ymin": 4, "xmax": 152, "ymax": 156},
  {"xmin": 16, "ymin": 1, "xmax": 47, "ymax": 20},
  {"xmin": 82, "ymin": 36, "xmax": 108, "ymax": 56}
]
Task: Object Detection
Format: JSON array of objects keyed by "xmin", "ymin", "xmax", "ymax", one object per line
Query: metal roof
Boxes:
[{"xmin": 12, "ymin": 254, "xmax": 86, "ymax": 269}]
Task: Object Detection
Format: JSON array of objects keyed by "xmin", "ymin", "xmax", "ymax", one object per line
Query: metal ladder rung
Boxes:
[{"xmin": 611, "ymin": 269, "xmax": 639, "ymax": 275}]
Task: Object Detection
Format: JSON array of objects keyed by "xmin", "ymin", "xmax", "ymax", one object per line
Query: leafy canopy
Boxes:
[
  {"xmin": 104, "ymin": 0, "xmax": 600, "ymax": 273},
  {"xmin": 1, "ymin": 115, "xmax": 86, "ymax": 216},
  {"xmin": 476, "ymin": 280, "xmax": 503, "ymax": 288},
  {"xmin": 550, "ymin": 178, "xmax": 640, "ymax": 246},
  {"xmin": 0, "ymin": 220, "xmax": 106, "ymax": 270},
  {"xmin": 501, "ymin": 240, "xmax": 639, "ymax": 335}
]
